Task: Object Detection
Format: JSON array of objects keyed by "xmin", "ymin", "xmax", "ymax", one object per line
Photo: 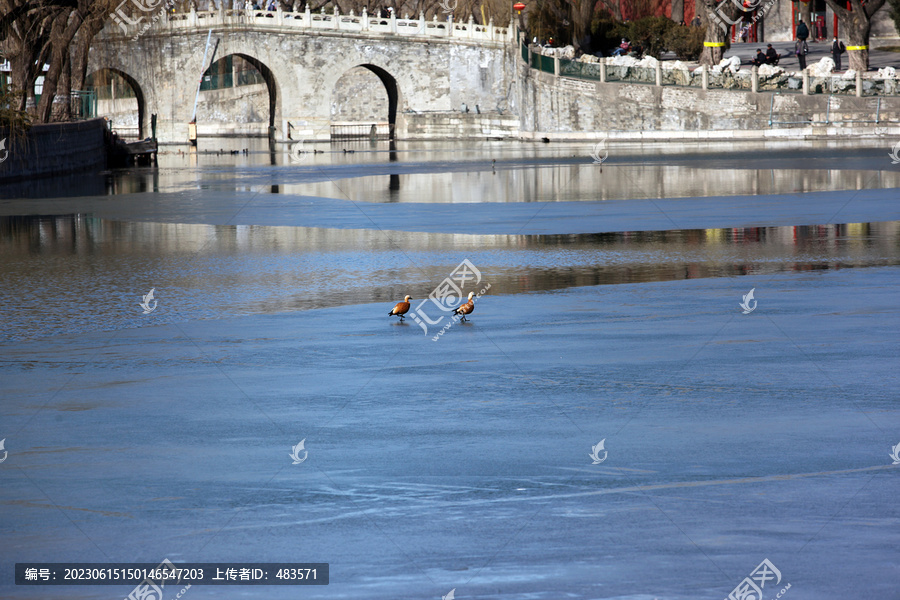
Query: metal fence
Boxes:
[
  {"xmin": 330, "ymin": 122, "xmax": 391, "ymax": 140},
  {"xmin": 559, "ymin": 60, "xmax": 603, "ymax": 81},
  {"xmin": 523, "ymin": 39, "xmax": 899, "ymax": 98}
]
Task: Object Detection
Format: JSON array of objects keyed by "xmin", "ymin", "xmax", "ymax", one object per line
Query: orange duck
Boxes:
[
  {"xmin": 453, "ymin": 292, "xmax": 475, "ymax": 321},
  {"xmin": 388, "ymin": 295, "xmax": 412, "ymax": 320}
]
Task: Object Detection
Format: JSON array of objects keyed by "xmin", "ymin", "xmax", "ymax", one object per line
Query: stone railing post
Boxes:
[
  {"xmin": 527, "ymin": 45, "xmax": 532, "ymax": 68},
  {"xmin": 448, "ymin": 15, "xmax": 453, "ymax": 37},
  {"xmin": 751, "ymin": 65, "xmax": 758, "ymax": 93},
  {"xmin": 655, "ymin": 61, "xmax": 662, "ymax": 86},
  {"xmin": 276, "ymin": 4, "xmax": 283, "ymax": 25},
  {"xmin": 856, "ymin": 70, "xmax": 863, "ymax": 97},
  {"xmin": 468, "ymin": 15, "xmax": 474, "ymax": 40},
  {"xmin": 802, "ymin": 68, "xmax": 810, "ymax": 95},
  {"xmin": 419, "ymin": 11, "xmax": 425, "ymax": 35},
  {"xmin": 304, "ymin": 4, "xmax": 311, "ymax": 27},
  {"xmin": 599, "ymin": 57, "xmax": 606, "ymax": 83},
  {"xmin": 390, "ymin": 9, "xmax": 397, "ymax": 33},
  {"xmin": 554, "ymin": 55, "xmax": 560, "ymax": 76},
  {"xmin": 189, "ymin": 5, "xmax": 197, "ymax": 26},
  {"xmin": 362, "ymin": 7, "xmax": 368, "ymax": 31},
  {"xmin": 701, "ymin": 67, "xmax": 709, "ymax": 90},
  {"xmin": 333, "ymin": 5, "xmax": 339, "ymax": 29}
]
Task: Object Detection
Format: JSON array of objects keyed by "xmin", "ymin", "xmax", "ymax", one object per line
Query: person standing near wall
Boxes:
[
  {"xmin": 796, "ymin": 19, "xmax": 809, "ymax": 42},
  {"xmin": 832, "ymin": 37, "xmax": 846, "ymax": 71},
  {"xmin": 795, "ymin": 38, "xmax": 809, "ymax": 69}
]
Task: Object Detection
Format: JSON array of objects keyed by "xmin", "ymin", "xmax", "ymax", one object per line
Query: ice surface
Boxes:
[{"xmin": 1, "ymin": 144, "xmax": 898, "ymax": 599}]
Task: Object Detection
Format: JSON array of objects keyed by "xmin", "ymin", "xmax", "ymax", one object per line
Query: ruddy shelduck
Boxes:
[
  {"xmin": 453, "ymin": 292, "xmax": 475, "ymax": 321},
  {"xmin": 389, "ymin": 295, "xmax": 412, "ymax": 320}
]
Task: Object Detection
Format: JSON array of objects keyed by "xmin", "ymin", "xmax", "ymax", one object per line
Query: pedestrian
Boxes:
[
  {"xmin": 831, "ymin": 36, "xmax": 846, "ymax": 71},
  {"xmin": 691, "ymin": 15, "xmax": 701, "ymax": 27},
  {"xmin": 765, "ymin": 44, "xmax": 780, "ymax": 65},
  {"xmin": 795, "ymin": 39, "xmax": 809, "ymax": 70},
  {"xmin": 796, "ymin": 19, "xmax": 809, "ymax": 42}
]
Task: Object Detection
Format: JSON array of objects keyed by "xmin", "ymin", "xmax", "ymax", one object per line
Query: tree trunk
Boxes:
[
  {"xmin": 36, "ymin": 9, "xmax": 84, "ymax": 123},
  {"xmin": 9, "ymin": 55, "xmax": 32, "ymax": 112},
  {"xmin": 844, "ymin": 18, "xmax": 871, "ymax": 71},
  {"xmin": 824, "ymin": 0, "xmax": 887, "ymax": 72},
  {"xmin": 58, "ymin": 51, "xmax": 72, "ymax": 120},
  {"xmin": 698, "ymin": 0, "xmax": 738, "ymax": 66},
  {"xmin": 572, "ymin": 0, "xmax": 594, "ymax": 53}
]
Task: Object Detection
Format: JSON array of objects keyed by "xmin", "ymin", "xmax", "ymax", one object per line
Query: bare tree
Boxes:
[{"xmin": 1, "ymin": 0, "xmax": 116, "ymax": 122}]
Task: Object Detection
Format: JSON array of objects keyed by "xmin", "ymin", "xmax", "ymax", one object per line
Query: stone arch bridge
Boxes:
[{"xmin": 89, "ymin": 6, "xmax": 519, "ymax": 143}]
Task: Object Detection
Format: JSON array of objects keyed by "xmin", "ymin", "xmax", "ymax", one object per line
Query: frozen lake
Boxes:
[{"xmin": 1, "ymin": 140, "xmax": 899, "ymax": 600}]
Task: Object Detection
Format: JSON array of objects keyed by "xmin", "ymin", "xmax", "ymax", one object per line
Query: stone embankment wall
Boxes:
[
  {"xmin": 517, "ymin": 56, "xmax": 900, "ymax": 141},
  {"xmin": 0, "ymin": 118, "xmax": 108, "ymax": 183}
]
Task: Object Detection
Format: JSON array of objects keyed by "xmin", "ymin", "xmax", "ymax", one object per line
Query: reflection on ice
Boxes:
[
  {"xmin": 277, "ymin": 165, "xmax": 900, "ymax": 204},
  {"xmin": 1, "ymin": 215, "xmax": 898, "ymax": 341}
]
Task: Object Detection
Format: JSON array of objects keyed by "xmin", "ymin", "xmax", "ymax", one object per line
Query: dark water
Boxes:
[{"xmin": 1, "ymin": 214, "xmax": 897, "ymax": 342}]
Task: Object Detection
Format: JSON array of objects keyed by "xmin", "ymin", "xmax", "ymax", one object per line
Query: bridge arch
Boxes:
[
  {"xmin": 86, "ymin": 68, "xmax": 146, "ymax": 139},
  {"xmin": 196, "ymin": 53, "xmax": 281, "ymax": 137},
  {"xmin": 330, "ymin": 64, "xmax": 399, "ymax": 140}
]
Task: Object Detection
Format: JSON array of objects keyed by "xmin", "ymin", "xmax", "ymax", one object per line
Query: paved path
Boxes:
[{"xmin": 725, "ymin": 38, "xmax": 900, "ymax": 71}]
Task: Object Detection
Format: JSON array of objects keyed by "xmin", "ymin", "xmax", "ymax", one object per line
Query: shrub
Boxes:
[
  {"xmin": 590, "ymin": 10, "xmax": 622, "ymax": 56},
  {"xmin": 664, "ymin": 24, "xmax": 707, "ymax": 61},
  {"xmin": 619, "ymin": 16, "xmax": 677, "ymax": 58}
]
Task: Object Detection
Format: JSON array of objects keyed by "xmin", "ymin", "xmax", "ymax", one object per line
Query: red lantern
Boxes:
[{"xmin": 513, "ymin": 2, "xmax": 526, "ymax": 12}]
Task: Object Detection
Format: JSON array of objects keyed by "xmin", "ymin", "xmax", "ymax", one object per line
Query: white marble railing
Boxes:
[{"xmin": 155, "ymin": 5, "xmax": 513, "ymax": 43}]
